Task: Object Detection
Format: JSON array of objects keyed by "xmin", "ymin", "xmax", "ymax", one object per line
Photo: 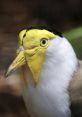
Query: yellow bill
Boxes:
[
  {"xmin": 6, "ymin": 49, "xmax": 45, "ymax": 85},
  {"xmin": 6, "ymin": 29, "xmax": 56, "ymax": 85},
  {"xmin": 6, "ymin": 51, "xmax": 25, "ymax": 77}
]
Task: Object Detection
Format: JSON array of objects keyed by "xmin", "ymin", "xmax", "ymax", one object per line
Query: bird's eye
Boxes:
[{"xmin": 40, "ymin": 38, "xmax": 48, "ymax": 47}]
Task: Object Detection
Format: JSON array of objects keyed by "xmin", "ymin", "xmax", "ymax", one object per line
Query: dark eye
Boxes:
[{"xmin": 40, "ymin": 38, "xmax": 48, "ymax": 47}]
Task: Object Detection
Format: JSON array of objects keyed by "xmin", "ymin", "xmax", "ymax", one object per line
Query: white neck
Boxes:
[
  {"xmin": 23, "ymin": 37, "xmax": 78, "ymax": 117},
  {"xmin": 40, "ymin": 37, "xmax": 77, "ymax": 87}
]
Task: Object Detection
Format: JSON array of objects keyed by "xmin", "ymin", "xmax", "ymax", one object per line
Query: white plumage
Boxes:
[{"xmin": 22, "ymin": 36, "xmax": 78, "ymax": 117}]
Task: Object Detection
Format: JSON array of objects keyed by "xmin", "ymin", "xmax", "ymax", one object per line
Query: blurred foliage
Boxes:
[{"xmin": 63, "ymin": 27, "xmax": 82, "ymax": 59}]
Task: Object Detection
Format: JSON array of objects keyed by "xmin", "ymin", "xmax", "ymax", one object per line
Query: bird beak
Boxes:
[
  {"xmin": 6, "ymin": 51, "xmax": 25, "ymax": 77},
  {"xmin": 6, "ymin": 48, "xmax": 45, "ymax": 85}
]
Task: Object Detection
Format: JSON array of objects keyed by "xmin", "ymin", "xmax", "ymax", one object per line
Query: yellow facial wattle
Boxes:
[{"xmin": 6, "ymin": 29, "xmax": 56, "ymax": 85}]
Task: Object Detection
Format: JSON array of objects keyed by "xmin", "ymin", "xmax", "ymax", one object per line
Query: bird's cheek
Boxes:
[{"xmin": 24, "ymin": 49, "xmax": 46, "ymax": 85}]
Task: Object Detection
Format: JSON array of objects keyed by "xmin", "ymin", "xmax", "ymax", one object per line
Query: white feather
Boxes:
[{"xmin": 23, "ymin": 36, "xmax": 78, "ymax": 117}]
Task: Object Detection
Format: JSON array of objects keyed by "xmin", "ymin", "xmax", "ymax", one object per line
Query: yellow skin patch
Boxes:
[{"xmin": 6, "ymin": 29, "xmax": 56, "ymax": 85}]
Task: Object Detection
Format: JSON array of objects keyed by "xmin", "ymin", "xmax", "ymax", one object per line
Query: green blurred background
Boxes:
[{"xmin": 0, "ymin": 0, "xmax": 82, "ymax": 117}]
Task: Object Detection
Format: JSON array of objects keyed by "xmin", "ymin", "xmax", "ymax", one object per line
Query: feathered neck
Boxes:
[
  {"xmin": 39, "ymin": 37, "xmax": 78, "ymax": 88},
  {"xmin": 23, "ymin": 37, "xmax": 78, "ymax": 117}
]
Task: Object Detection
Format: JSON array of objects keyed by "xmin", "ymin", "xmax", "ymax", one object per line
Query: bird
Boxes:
[{"xmin": 6, "ymin": 26, "xmax": 79, "ymax": 117}]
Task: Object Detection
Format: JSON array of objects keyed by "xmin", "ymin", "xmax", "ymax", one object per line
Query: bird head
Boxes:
[{"xmin": 6, "ymin": 28, "xmax": 57, "ymax": 84}]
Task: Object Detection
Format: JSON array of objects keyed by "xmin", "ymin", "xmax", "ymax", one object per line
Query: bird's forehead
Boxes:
[
  {"xmin": 19, "ymin": 29, "xmax": 56, "ymax": 42},
  {"xmin": 26, "ymin": 29, "xmax": 55, "ymax": 39}
]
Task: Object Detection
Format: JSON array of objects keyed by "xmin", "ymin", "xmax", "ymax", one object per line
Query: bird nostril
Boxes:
[{"xmin": 30, "ymin": 45, "xmax": 38, "ymax": 49}]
